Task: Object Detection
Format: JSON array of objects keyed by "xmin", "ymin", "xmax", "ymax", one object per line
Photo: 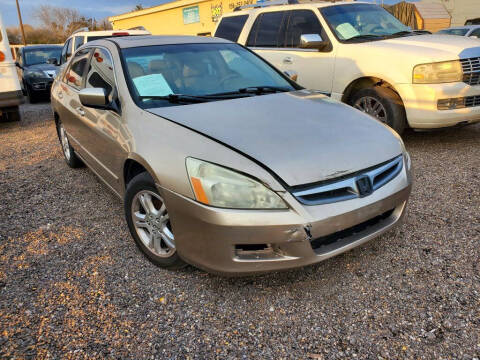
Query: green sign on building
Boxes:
[{"xmin": 183, "ymin": 6, "xmax": 200, "ymax": 24}]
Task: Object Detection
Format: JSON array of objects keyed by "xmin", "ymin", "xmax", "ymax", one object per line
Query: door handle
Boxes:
[
  {"xmin": 58, "ymin": 92, "xmax": 63, "ymax": 99},
  {"xmin": 283, "ymin": 56, "xmax": 293, "ymax": 65},
  {"xmin": 76, "ymin": 107, "xmax": 85, "ymax": 116}
]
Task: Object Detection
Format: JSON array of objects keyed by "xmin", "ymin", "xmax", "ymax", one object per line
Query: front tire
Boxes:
[
  {"xmin": 125, "ymin": 172, "xmax": 186, "ymax": 269},
  {"xmin": 26, "ymin": 85, "xmax": 38, "ymax": 104},
  {"xmin": 350, "ymin": 86, "xmax": 407, "ymax": 134},
  {"xmin": 56, "ymin": 120, "xmax": 83, "ymax": 168}
]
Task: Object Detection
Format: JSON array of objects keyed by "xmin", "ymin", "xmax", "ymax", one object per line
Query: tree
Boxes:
[{"xmin": 35, "ymin": 5, "xmax": 85, "ymax": 39}]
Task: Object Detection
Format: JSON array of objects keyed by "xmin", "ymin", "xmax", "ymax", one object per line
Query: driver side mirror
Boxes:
[
  {"xmin": 79, "ymin": 88, "xmax": 109, "ymax": 108},
  {"xmin": 299, "ymin": 34, "xmax": 328, "ymax": 50},
  {"xmin": 47, "ymin": 58, "xmax": 58, "ymax": 66},
  {"xmin": 79, "ymin": 87, "xmax": 121, "ymax": 113}
]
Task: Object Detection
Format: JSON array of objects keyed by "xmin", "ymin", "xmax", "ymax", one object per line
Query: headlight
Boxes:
[
  {"xmin": 413, "ymin": 60, "xmax": 463, "ymax": 84},
  {"xmin": 26, "ymin": 70, "xmax": 45, "ymax": 79},
  {"xmin": 186, "ymin": 158, "xmax": 287, "ymax": 209}
]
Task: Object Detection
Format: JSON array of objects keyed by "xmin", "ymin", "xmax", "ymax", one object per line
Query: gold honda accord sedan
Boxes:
[{"xmin": 51, "ymin": 36, "xmax": 412, "ymax": 275}]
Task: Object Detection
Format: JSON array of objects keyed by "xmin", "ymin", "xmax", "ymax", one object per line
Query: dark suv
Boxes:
[{"xmin": 16, "ymin": 45, "xmax": 62, "ymax": 103}]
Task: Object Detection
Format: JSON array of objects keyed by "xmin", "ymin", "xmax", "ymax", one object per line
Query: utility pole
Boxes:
[{"xmin": 15, "ymin": 0, "xmax": 27, "ymax": 46}]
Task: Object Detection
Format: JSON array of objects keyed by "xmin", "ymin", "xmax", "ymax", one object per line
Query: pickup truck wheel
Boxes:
[
  {"xmin": 125, "ymin": 172, "xmax": 187, "ymax": 270},
  {"xmin": 5, "ymin": 106, "xmax": 21, "ymax": 122},
  {"xmin": 350, "ymin": 87, "xmax": 406, "ymax": 134},
  {"xmin": 56, "ymin": 120, "xmax": 83, "ymax": 168}
]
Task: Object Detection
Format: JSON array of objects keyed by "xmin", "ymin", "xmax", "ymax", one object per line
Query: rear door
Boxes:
[
  {"xmin": 246, "ymin": 11, "xmax": 289, "ymax": 73},
  {"xmin": 57, "ymin": 48, "xmax": 93, "ymax": 158}
]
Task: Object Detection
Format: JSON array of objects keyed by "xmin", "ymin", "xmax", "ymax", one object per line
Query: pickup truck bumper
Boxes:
[
  {"xmin": 396, "ymin": 83, "xmax": 480, "ymax": 129},
  {"xmin": 0, "ymin": 90, "xmax": 24, "ymax": 109}
]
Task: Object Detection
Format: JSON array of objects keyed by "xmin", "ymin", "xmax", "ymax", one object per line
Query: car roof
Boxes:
[
  {"xmin": 22, "ymin": 44, "xmax": 62, "ymax": 50},
  {"xmin": 222, "ymin": 1, "xmax": 369, "ymax": 16},
  {"xmin": 99, "ymin": 35, "xmax": 232, "ymax": 48}
]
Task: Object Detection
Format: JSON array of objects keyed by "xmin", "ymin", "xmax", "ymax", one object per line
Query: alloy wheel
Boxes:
[
  {"xmin": 131, "ymin": 190, "xmax": 176, "ymax": 258},
  {"xmin": 59, "ymin": 125, "xmax": 71, "ymax": 161},
  {"xmin": 354, "ymin": 96, "xmax": 387, "ymax": 123}
]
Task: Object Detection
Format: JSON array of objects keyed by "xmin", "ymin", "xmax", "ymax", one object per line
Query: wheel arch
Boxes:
[
  {"xmin": 341, "ymin": 76, "xmax": 404, "ymax": 106},
  {"xmin": 123, "ymin": 154, "xmax": 159, "ymax": 190}
]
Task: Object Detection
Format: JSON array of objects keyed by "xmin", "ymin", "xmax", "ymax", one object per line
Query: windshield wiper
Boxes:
[
  {"xmin": 209, "ymin": 86, "xmax": 291, "ymax": 96},
  {"xmin": 384, "ymin": 30, "xmax": 415, "ymax": 39},
  {"xmin": 344, "ymin": 34, "xmax": 385, "ymax": 42},
  {"xmin": 139, "ymin": 94, "xmax": 218, "ymax": 104}
]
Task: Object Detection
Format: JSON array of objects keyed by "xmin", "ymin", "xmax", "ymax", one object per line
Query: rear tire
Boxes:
[
  {"xmin": 350, "ymin": 86, "xmax": 407, "ymax": 135},
  {"xmin": 56, "ymin": 120, "xmax": 83, "ymax": 168},
  {"xmin": 125, "ymin": 172, "xmax": 186, "ymax": 270}
]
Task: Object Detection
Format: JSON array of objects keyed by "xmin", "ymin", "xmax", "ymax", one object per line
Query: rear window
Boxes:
[{"xmin": 215, "ymin": 15, "xmax": 248, "ymax": 42}]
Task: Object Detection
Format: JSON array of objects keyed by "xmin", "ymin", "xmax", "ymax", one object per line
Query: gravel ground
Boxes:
[{"xmin": 0, "ymin": 101, "xmax": 479, "ymax": 359}]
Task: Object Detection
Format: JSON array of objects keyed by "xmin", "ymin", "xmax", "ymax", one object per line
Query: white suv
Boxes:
[
  {"xmin": 59, "ymin": 29, "xmax": 150, "ymax": 65},
  {"xmin": 0, "ymin": 13, "xmax": 23, "ymax": 121},
  {"xmin": 214, "ymin": 1, "xmax": 480, "ymax": 133}
]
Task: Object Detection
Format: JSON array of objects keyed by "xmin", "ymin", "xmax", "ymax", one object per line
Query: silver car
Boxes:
[{"xmin": 51, "ymin": 36, "xmax": 412, "ymax": 275}]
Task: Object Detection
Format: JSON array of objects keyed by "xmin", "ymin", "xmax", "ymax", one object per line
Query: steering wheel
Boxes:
[
  {"xmin": 364, "ymin": 24, "xmax": 384, "ymax": 34},
  {"xmin": 219, "ymin": 73, "xmax": 242, "ymax": 88}
]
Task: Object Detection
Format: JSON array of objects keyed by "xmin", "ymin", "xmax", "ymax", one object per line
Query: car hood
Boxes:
[
  {"xmin": 149, "ymin": 91, "xmax": 403, "ymax": 187},
  {"xmin": 360, "ymin": 34, "xmax": 480, "ymax": 63},
  {"xmin": 25, "ymin": 63, "xmax": 58, "ymax": 76}
]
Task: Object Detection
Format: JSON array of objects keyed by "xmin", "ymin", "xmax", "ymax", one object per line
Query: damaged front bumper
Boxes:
[{"xmin": 160, "ymin": 162, "xmax": 412, "ymax": 276}]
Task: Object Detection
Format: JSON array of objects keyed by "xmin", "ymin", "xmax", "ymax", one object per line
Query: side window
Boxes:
[
  {"xmin": 285, "ymin": 10, "xmax": 323, "ymax": 48},
  {"xmin": 64, "ymin": 48, "xmax": 92, "ymax": 91},
  {"xmin": 61, "ymin": 38, "xmax": 72, "ymax": 64},
  {"xmin": 247, "ymin": 11, "xmax": 288, "ymax": 47},
  {"xmin": 470, "ymin": 29, "xmax": 480, "ymax": 38},
  {"xmin": 85, "ymin": 48, "xmax": 115, "ymax": 99},
  {"xmin": 215, "ymin": 15, "xmax": 249, "ymax": 42},
  {"xmin": 74, "ymin": 36, "xmax": 85, "ymax": 51}
]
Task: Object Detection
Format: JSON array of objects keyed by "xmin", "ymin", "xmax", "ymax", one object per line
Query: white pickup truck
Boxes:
[
  {"xmin": 214, "ymin": 1, "xmax": 480, "ymax": 133},
  {"xmin": 0, "ymin": 14, "xmax": 23, "ymax": 121}
]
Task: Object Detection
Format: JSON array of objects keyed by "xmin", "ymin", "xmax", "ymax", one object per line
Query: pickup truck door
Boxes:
[{"xmin": 248, "ymin": 9, "xmax": 336, "ymax": 94}]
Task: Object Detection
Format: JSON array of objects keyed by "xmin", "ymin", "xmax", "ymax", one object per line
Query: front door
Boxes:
[{"xmin": 248, "ymin": 9, "xmax": 336, "ymax": 93}]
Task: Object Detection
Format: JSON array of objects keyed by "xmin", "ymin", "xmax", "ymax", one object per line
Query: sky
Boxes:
[{"xmin": 0, "ymin": 0, "xmax": 417, "ymax": 27}]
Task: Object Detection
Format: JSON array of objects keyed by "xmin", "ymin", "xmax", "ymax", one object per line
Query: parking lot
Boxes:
[{"xmin": 0, "ymin": 101, "xmax": 478, "ymax": 359}]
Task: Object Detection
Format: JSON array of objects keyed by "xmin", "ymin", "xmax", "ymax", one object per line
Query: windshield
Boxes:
[
  {"xmin": 24, "ymin": 47, "xmax": 61, "ymax": 66},
  {"xmin": 437, "ymin": 28, "xmax": 469, "ymax": 36},
  {"xmin": 321, "ymin": 4, "xmax": 411, "ymax": 41},
  {"xmin": 122, "ymin": 43, "xmax": 296, "ymax": 108}
]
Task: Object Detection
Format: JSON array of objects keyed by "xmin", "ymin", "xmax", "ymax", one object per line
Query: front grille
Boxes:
[
  {"xmin": 460, "ymin": 57, "xmax": 480, "ymax": 86},
  {"xmin": 311, "ymin": 209, "xmax": 394, "ymax": 254},
  {"xmin": 465, "ymin": 95, "xmax": 480, "ymax": 107},
  {"xmin": 291, "ymin": 156, "xmax": 403, "ymax": 206}
]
